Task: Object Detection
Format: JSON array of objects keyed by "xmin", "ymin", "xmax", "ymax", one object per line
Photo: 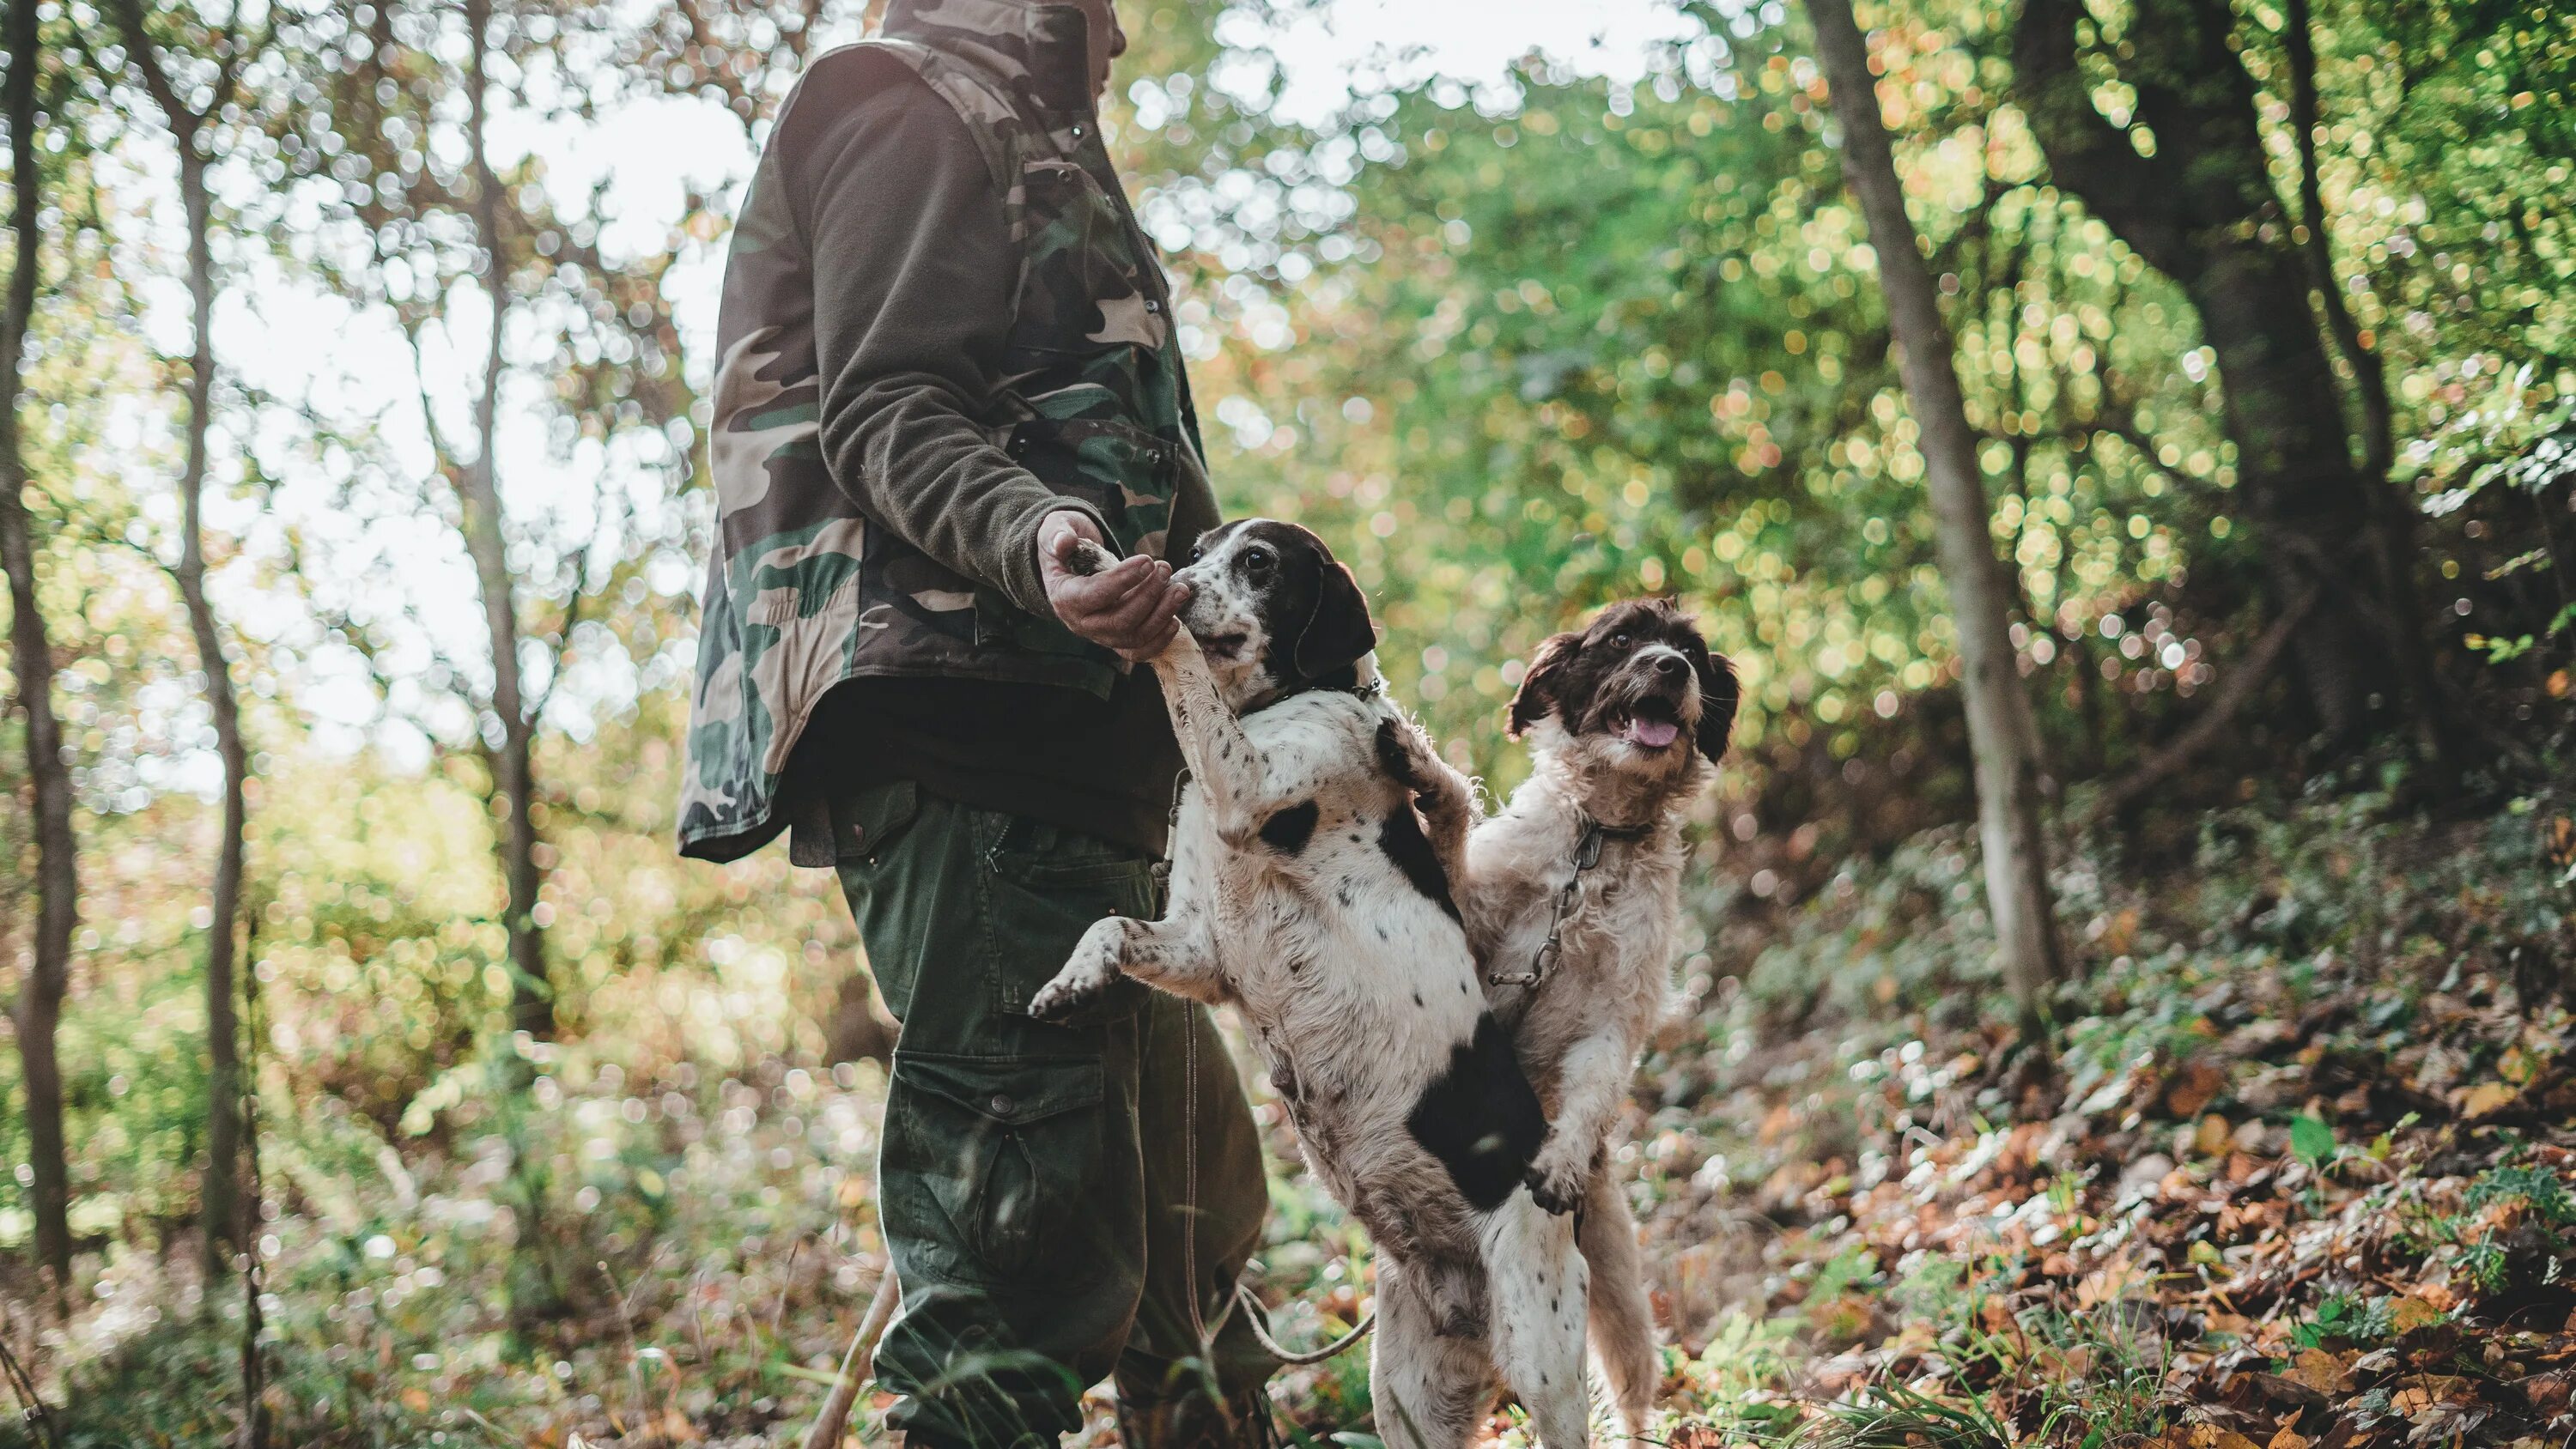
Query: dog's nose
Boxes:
[{"xmin": 1654, "ymin": 655, "xmax": 1686, "ymax": 679}]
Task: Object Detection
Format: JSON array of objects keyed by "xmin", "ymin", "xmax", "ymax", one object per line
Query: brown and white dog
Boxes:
[
  {"xmin": 1029, "ymin": 521, "xmax": 1597, "ymax": 1449},
  {"xmin": 1455, "ymin": 599, "xmax": 1737, "ymax": 1443}
]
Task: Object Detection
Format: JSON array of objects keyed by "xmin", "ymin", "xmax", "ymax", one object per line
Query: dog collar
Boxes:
[{"xmin": 1487, "ymin": 811, "xmax": 1653, "ymax": 990}]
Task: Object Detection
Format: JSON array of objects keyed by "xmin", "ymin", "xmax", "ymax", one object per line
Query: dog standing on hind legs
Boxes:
[
  {"xmin": 1446, "ymin": 599, "xmax": 1740, "ymax": 1446},
  {"xmin": 1027, "ymin": 519, "xmax": 1595, "ymax": 1449}
]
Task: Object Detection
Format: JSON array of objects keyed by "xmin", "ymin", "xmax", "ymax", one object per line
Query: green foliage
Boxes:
[
  {"xmin": 2290, "ymin": 1113, "xmax": 2336, "ymax": 1167},
  {"xmin": 7, "ymin": 0, "xmax": 2576, "ymax": 1440}
]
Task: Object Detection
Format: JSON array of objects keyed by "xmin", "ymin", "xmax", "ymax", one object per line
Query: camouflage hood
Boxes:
[{"xmin": 677, "ymin": 0, "xmax": 1215, "ymax": 862}]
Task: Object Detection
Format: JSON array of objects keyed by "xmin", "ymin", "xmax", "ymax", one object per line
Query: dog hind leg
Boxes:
[
  {"xmin": 1577, "ymin": 1170, "xmax": 1658, "ymax": 1446},
  {"xmin": 1369, "ymin": 1258, "xmax": 1492, "ymax": 1449},
  {"xmin": 1482, "ymin": 1199, "xmax": 1592, "ymax": 1449}
]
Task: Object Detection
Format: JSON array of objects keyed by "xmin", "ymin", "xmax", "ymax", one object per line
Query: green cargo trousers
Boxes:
[{"xmin": 829, "ymin": 780, "xmax": 1274, "ymax": 1449}]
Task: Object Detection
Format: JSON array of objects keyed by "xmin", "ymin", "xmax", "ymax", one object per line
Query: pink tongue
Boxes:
[{"xmin": 1629, "ymin": 718, "xmax": 1680, "ymax": 749}]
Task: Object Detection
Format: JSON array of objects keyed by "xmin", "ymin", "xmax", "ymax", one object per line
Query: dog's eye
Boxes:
[
  {"xmin": 1243, "ymin": 548, "xmax": 1274, "ymax": 575},
  {"xmin": 1609, "ymin": 630, "xmax": 1631, "ymax": 650}
]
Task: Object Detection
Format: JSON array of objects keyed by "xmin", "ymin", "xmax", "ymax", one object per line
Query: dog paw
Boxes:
[
  {"xmin": 1374, "ymin": 718, "xmax": 1426, "ymax": 792},
  {"xmin": 1062, "ymin": 538, "xmax": 1117, "ymax": 578},
  {"xmin": 1027, "ymin": 970, "xmax": 1103, "ymax": 1022},
  {"xmin": 1522, "ymin": 1158, "xmax": 1584, "ymax": 1216}
]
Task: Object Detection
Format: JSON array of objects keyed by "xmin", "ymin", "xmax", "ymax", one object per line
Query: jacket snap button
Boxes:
[{"xmin": 990, "ymin": 1094, "xmax": 1015, "ymax": 1115}]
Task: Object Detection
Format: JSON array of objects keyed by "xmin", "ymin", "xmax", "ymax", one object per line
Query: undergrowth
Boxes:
[{"xmin": 9, "ymin": 779, "xmax": 2573, "ymax": 1449}]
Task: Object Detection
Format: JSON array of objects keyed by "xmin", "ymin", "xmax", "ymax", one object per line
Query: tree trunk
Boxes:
[
  {"xmin": 108, "ymin": 0, "xmax": 258, "ymax": 1290},
  {"xmin": 1, "ymin": 0, "xmax": 77, "ymax": 1302},
  {"xmin": 459, "ymin": 0, "xmax": 550, "ymax": 1043},
  {"xmin": 175, "ymin": 130, "xmax": 251, "ymax": 1292},
  {"xmin": 2014, "ymin": 0, "xmax": 2428, "ymax": 749},
  {"xmin": 1808, "ymin": 0, "xmax": 2069, "ymax": 1020},
  {"xmin": 461, "ymin": 0, "xmax": 563, "ymax": 1331},
  {"xmin": 2279, "ymin": 0, "xmax": 2453, "ymax": 780}
]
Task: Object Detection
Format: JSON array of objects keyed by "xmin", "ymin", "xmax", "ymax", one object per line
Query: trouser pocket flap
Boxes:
[
  {"xmin": 897, "ymin": 1051, "xmax": 1103, "ymax": 1126},
  {"xmin": 885, "ymin": 1052, "xmax": 1109, "ymax": 1285}
]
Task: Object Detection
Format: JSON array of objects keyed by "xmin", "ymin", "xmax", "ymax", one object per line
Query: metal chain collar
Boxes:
[{"xmin": 1486, "ymin": 812, "xmax": 1652, "ymax": 989}]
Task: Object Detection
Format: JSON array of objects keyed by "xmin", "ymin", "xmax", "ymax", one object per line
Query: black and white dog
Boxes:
[
  {"xmin": 1029, "ymin": 520, "xmax": 1595, "ymax": 1449},
  {"xmin": 1455, "ymin": 599, "xmax": 1736, "ymax": 1444}
]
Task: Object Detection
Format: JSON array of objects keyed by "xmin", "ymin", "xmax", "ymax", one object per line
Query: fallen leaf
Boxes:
[
  {"xmin": 2249, "ymin": 1372, "xmax": 2328, "ymax": 1410},
  {"xmin": 2463, "ymin": 1082, "xmax": 2518, "ymax": 1117},
  {"xmin": 2290, "ymin": 1347, "xmax": 2350, "ymax": 1395},
  {"xmin": 2198, "ymin": 1114, "xmax": 2234, "ymax": 1156},
  {"xmin": 2269, "ymin": 1426, "xmax": 2312, "ymax": 1449},
  {"xmin": 2168, "ymin": 1060, "xmax": 2229, "ymax": 1119},
  {"xmin": 2390, "ymin": 1296, "xmax": 2446, "ymax": 1333}
]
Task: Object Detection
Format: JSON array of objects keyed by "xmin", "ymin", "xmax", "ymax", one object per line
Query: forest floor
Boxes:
[{"xmin": 18, "ymin": 779, "xmax": 2576, "ymax": 1449}]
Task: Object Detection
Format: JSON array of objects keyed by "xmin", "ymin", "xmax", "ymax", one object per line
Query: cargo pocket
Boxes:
[
  {"xmin": 884, "ymin": 1052, "xmax": 1107, "ymax": 1285},
  {"xmin": 983, "ymin": 816, "xmax": 1158, "ymax": 1019}
]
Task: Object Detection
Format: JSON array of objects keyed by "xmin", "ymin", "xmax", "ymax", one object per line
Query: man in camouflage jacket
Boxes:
[{"xmin": 678, "ymin": 2, "xmax": 1273, "ymax": 1444}]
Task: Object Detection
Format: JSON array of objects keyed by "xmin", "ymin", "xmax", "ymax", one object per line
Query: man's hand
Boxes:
[{"xmin": 1038, "ymin": 510, "xmax": 1188, "ymax": 662}]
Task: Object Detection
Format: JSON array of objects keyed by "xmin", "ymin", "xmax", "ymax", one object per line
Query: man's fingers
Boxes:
[
  {"xmin": 1099, "ymin": 576, "xmax": 1175, "ymax": 637},
  {"xmin": 1120, "ymin": 615, "xmax": 1180, "ymax": 663}
]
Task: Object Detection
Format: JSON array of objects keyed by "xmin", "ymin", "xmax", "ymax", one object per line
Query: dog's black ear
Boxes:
[
  {"xmin": 1693, "ymin": 646, "xmax": 1740, "ymax": 764},
  {"xmin": 1506, "ymin": 632, "xmax": 1580, "ymax": 739},
  {"xmin": 1294, "ymin": 559, "xmax": 1376, "ymax": 680}
]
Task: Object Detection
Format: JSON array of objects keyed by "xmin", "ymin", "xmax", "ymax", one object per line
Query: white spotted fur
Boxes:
[
  {"xmin": 1029, "ymin": 531, "xmax": 1595, "ymax": 1449},
  {"xmin": 1458, "ymin": 652, "xmax": 1717, "ymax": 1446}
]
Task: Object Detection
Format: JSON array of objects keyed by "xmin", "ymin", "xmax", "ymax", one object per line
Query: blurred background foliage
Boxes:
[{"xmin": 0, "ymin": 0, "xmax": 2572, "ymax": 1442}]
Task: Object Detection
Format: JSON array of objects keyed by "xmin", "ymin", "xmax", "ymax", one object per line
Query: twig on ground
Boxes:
[{"xmin": 802, "ymin": 1266, "xmax": 902, "ymax": 1449}]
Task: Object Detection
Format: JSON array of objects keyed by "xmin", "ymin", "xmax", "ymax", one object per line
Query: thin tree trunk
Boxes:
[
  {"xmin": 461, "ymin": 0, "xmax": 563, "ymax": 1331},
  {"xmin": 175, "ymin": 128, "xmax": 250, "ymax": 1293},
  {"xmin": 0, "ymin": 0, "xmax": 78, "ymax": 1303},
  {"xmin": 1808, "ymin": 0, "xmax": 2068, "ymax": 1020},
  {"xmin": 108, "ymin": 0, "xmax": 256, "ymax": 1291},
  {"xmin": 459, "ymin": 0, "xmax": 550, "ymax": 1042},
  {"xmin": 235, "ymin": 902, "xmax": 265, "ymax": 1449}
]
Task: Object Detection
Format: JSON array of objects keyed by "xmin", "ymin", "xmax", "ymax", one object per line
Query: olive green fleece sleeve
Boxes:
[{"xmin": 786, "ymin": 64, "xmax": 1108, "ymax": 619}]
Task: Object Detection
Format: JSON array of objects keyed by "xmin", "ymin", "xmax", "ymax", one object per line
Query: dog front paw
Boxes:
[
  {"xmin": 1062, "ymin": 538, "xmax": 1118, "ymax": 578},
  {"xmin": 1522, "ymin": 1156, "xmax": 1585, "ymax": 1216},
  {"xmin": 1027, "ymin": 967, "xmax": 1109, "ymax": 1022},
  {"xmin": 1374, "ymin": 718, "xmax": 1425, "ymax": 791}
]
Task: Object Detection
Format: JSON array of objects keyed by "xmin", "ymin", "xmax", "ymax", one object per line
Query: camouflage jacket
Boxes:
[{"xmin": 679, "ymin": 0, "xmax": 1216, "ymax": 862}]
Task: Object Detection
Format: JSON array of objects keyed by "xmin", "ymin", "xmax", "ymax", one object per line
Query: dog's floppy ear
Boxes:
[
  {"xmin": 1693, "ymin": 646, "xmax": 1740, "ymax": 764},
  {"xmin": 1294, "ymin": 558, "xmax": 1376, "ymax": 680},
  {"xmin": 1506, "ymin": 632, "xmax": 1580, "ymax": 738}
]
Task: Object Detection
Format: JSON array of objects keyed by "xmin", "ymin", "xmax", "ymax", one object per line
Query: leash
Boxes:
[
  {"xmin": 1486, "ymin": 810, "xmax": 1653, "ymax": 989},
  {"xmin": 1179, "ymin": 991, "xmax": 1377, "ymax": 1367},
  {"xmin": 1170, "ymin": 677, "xmax": 1396, "ymax": 1370}
]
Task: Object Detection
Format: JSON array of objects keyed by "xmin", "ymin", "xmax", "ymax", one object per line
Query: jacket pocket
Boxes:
[
  {"xmin": 829, "ymin": 779, "xmax": 921, "ymax": 866},
  {"xmin": 1006, "ymin": 159, "xmax": 1168, "ymax": 362},
  {"xmin": 883, "ymin": 1051, "xmax": 1107, "ymax": 1284}
]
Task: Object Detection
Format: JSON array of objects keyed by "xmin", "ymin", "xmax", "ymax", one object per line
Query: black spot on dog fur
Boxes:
[
  {"xmin": 1377, "ymin": 806, "xmax": 1461, "ymax": 921},
  {"xmin": 1406, "ymin": 1015, "xmax": 1547, "ymax": 1212},
  {"xmin": 1260, "ymin": 800, "xmax": 1320, "ymax": 854}
]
